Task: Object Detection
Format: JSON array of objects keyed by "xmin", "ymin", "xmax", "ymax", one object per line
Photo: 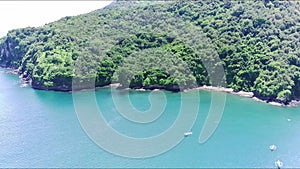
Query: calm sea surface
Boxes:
[{"xmin": 0, "ymin": 68, "xmax": 300, "ymax": 168}]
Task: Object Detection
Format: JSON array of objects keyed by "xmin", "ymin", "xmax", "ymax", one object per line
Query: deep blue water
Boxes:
[{"xmin": 0, "ymin": 68, "xmax": 300, "ymax": 168}]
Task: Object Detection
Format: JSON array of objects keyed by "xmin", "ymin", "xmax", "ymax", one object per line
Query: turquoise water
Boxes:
[{"xmin": 1, "ymin": 68, "xmax": 300, "ymax": 168}]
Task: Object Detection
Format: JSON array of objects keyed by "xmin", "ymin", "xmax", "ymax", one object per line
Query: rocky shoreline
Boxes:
[
  {"xmin": 195, "ymin": 85, "xmax": 300, "ymax": 107},
  {"xmin": 1, "ymin": 67, "xmax": 299, "ymax": 107},
  {"xmin": 108, "ymin": 83, "xmax": 300, "ymax": 107}
]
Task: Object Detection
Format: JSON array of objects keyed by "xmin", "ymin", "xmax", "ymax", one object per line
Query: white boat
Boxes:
[
  {"xmin": 275, "ymin": 160, "xmax": 283, "ymax": 168},
  {"xmin": 184, "ymin": 131, "xmax": 192, "ymax": 137},
  {"xmin": 269, "ymin": 144, "xmax": 277, "ymax": 151}
]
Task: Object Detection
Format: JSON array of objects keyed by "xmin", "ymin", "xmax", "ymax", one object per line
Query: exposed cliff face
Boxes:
[
  {"xmin": 0, "ymin": 27, "xmax": 39, "ymax": 70},
  {"xmin": 31, "ymin": 79, "xmax": 72, "ymax": 91},
  {"xmin": 0, "ymin": 28, "xmax": 39, "ymax": 86},
  {"xmin": 0, "ymin": 36, "xmax": 23, "ymax": 68},
  {"xmin": 0, "ymin": 27, "xmax": 75, "ymax": 91}
]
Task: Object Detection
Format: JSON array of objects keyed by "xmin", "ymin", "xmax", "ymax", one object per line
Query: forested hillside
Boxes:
[{"xmin": 0, "ymin": 0, "xmax": 299, "ymax": 104}]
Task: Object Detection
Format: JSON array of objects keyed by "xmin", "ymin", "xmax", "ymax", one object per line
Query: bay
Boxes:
[{"xmin": 0, "ymin": 68, "xmax": 300, "ymax": 168}]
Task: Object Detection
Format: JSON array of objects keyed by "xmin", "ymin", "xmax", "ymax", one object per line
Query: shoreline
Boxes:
[
  {"xmin": 1, "ymin": 67, "xmax": 299, "ymax": 107},
  {"xmin": 194, "ymin": 85, "xmax": 300, "ymax": 107},
  {"xmin": 1, "ymin": 67, "xmax": 19, "ymax": 74},
  {"xmin": 108, "ymin": 84, "xmax": 300, "ymax": 107}
]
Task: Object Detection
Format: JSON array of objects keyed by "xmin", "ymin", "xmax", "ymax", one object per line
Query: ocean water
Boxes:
[{"xmin": 0, "ymin": 68, "xmax": 300, "ymax": 168}]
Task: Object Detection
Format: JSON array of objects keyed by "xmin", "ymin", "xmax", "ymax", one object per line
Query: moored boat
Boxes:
[
  {"xmin": 184, "ymin": 131, "xmax": 192, "ymax": 137},
  {"xmin": 269, "ymin": 144, "xmax": 277, "ymax": 151},
  {"xmin": 275, "ymin": 160, "xmax": 283, "ymax": 168}
]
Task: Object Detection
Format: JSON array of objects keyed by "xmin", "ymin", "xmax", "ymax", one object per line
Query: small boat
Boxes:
[
  {"xmin": 269, "ymin": 144, "xmax": 277, "ymax": 151},
  {"xmin": 275, "ymin": 160, "xmax": 283, "ymax": 168},
  {"xmin": 184, "ymin": 131, "xmax": 192, "ymax": 137}
]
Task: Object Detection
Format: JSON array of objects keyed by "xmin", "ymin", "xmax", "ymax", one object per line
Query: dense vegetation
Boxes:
[{"xmin": 0, "ymin": 0, "xmax": 299, "ymax": 104}]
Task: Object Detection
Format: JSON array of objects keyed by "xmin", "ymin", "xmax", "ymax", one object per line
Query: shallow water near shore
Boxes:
[{"xmin": 1, "ymin": 68, "xmax": 300, "ymax": 168}]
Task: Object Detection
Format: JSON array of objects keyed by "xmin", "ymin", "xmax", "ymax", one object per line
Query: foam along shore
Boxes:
[
  {"xmin": 195, "ymin": 85, "xmax": 254, "ymax": 98},
  {"xmin": 195, "ymin": 85, "xmax": 300, "ymax": 107},
  {"xmin": 1, "ymin": 67, "xmax": 19, "ymax": 74},
  {"xmin": 113, "ymin": 84, "xmax": 298, "ymax": 107}
]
